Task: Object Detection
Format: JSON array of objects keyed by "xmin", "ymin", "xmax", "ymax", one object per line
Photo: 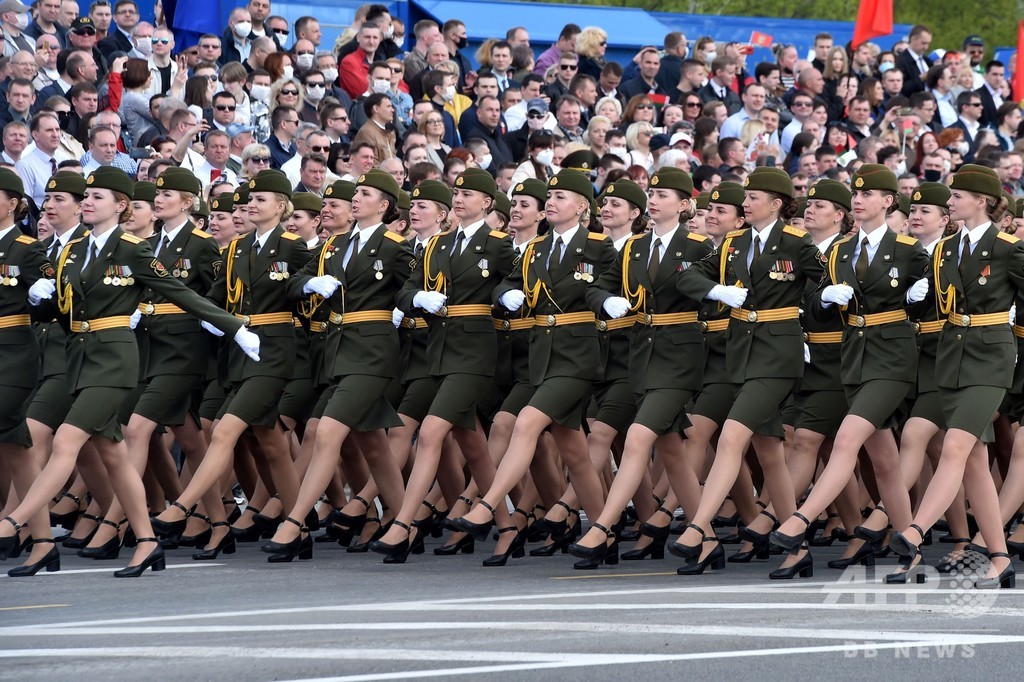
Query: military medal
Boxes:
[
  {"xmin": 103, "ymin": 265, "xmax": 112, "ymax": 285},
  {"xmin": 889, "ymin": 266, "xmax": 899, "ymax": 288},
  {"xmin": 269, "ymin": 262, "xmax": 279, "ymax": 280},
  {"xmin": 478, "ymin": 258, "xmax": 489, "ymax": 277},
  {"xmin": 374, "ymin": 259, "xmax": 384, "ymax": 280},
  {"xmin": 123, "ymin": 266, "xmax": 134, "ymax": 286},
  {"xmin": 979, "ymin": 264, "xmax": 990, "ymax": 285}
]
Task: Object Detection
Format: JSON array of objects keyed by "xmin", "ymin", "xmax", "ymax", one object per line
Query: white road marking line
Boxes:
[{"xmin": 0, "ymin": 563, "xmax": 223, "ymax": 578}]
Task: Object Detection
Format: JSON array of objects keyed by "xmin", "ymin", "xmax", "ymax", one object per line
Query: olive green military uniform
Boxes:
[
  {"xmin": 397, "ymin": 170, "xmax": 515, "ymax": 429},
  {"xmin": 0, "ymin": 226, "xmax": 49, "ymax": 446}
]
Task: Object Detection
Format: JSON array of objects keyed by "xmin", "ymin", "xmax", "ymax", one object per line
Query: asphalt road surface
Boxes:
[{"xmin": 2, "ymin": 535, "xmax": 1022, "ymax": 680}]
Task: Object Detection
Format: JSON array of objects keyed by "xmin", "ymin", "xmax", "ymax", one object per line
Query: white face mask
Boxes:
[
  {"xmin": 372, "ymin": 78, "xmax": 391, "ymax": 94},
  {"xmin": 896, "ymin": 159, "xmax": 908, "ymax": 175},
  {"xmin": 136, "ymin": 38, "xmax": 152, "ymax": 56},
  {"xmin": 282, "ymin": 66, "xmax": 294, "ymax": 80},
  {"xmin": 385, "ymin": 24, "xmax": 394, "ymax": 39},
  {"xmin": 478, "ymin": 154, "xmax": 492, "ymax": 169},
  {"xmin": 441, "ymin": 85, "xmax": 456, "ymax": 102},
  {"xmin": 234, "ymin": 22, "xmax": 252, "ymax": 38},
  {"xmin": 322, "ymin": 67, "xmax": 338, "ymax": 83},
  {"xmin": 608, "ymin": 146, "xmax": 629, "ymax": 162},
  {"xmin": 250, "ymin": 84, "xmax": 270, "ymax": 101},
  {"xmin": 535, "ymin": 148, "xmax": 555, "ymax": 166},
  {"xmin": 296, "ymin": 53, "xmax": 314, "ymax": 70},
  {"xmin": 273, "ymin": 30, "xmax": 289, "ymax": 48},
  {"xmin": 15, "ymin": 12, "xmax": 29, "ymax": 30},
  {"xmin": 704, "ymin": 50, "xmax": 717, "ymax": 64},
  {"xmin": 305, "ymin": 85, "xmax": 325, "ymax": 101}
]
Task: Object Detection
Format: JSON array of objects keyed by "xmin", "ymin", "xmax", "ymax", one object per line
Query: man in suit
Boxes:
[
  {"xmin": 896, "ymin": 24, "xmax": 933, "ymax": 97},
  {"xmin": 949, "ymin": 91, "xmax": 983, "ymax": 162},
  {"xmin": 96, "ymin": 0, "xmax": 136, "ymax": 60},
  {"xmin": 974, "ymin": 60, "xmax": 1007, "ymax": 128},
  {"xmin": 697, "ymin": 56, "xmax": 741, "ymax": 115}
]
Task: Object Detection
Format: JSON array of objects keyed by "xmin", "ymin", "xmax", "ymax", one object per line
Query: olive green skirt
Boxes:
[
  {"xmin": 65, "ymin": 386, "xmax": 134, "ymax": 442},
  {"xmin": 397, "ymin": 377, "xmax": 439, "ymax": 424},
  {"xmin": 590, "ymin": 378, "xmax": 638, "ymax": 434},
  {"xmin": 939, "ymin": 385, "xmax": 1005, "ymax": 440},
  {"xmin": 322, "ymin": 374, "xmax": 403, "ymax": 431},
  {"xmin": 844, "ymin": 379, "xmax": 913, "ymax": 430},
  {"xmin": 0, "ymin": 385, "xmax": 33, "ymax": 447},
  {"xmin": 794, "ymin": 390, "xmax": 848, "ymax": 437},
  {"xmin": 690, "ymin": 382, "xmax": 738, "ymax": 426},
  {"xmin": 527, "ymin": 376, "xmax": 593, "ymax": 430},
  {"xmin": 26, "ymin": 375, "xmax": 75, "ymax": 432},
  {"xmin": 728, "ymin": 377, "xmax": 796, "ymax": 438},
  {"xmin": 633, "ymin": 388, "xmax": 694, "ymax": 436}
]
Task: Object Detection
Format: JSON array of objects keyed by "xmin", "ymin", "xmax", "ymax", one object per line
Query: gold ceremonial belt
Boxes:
[
  {"xmin": 70, "ymin": 316, "xmax": 131, "ymax": 333},
  {"xmin": 729, "ymin": 306, "xmax": 800, "ymax": 323}
]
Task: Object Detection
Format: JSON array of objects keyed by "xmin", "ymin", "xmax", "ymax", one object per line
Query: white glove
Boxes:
[
  {"xmin": 1012, "ymin": 306, "xmax": 1017, "ymax": 326},
  {"xmin": 129, "ymin": 309, "xmax": 142, "ymax": 330},
  {"xmin": 233, "ymin": 326, "xmax": 261, "ymax": 361},
  {"xmin": 499, "ymin": 289, "xmax": 526, "ymax": 311},
  {"xmin": 392, "ymin": 308, "xmax": 405, "ymax": 328},
  {"xmin": 27, "ymin": 278, "xmax": 56, "ymax": 305},
  {"xmin": 708, "ymin": 284, "xmax": 748, "ymax": 308},
  {"xmin": 820, "ymin": 284, "xmax": 854, "ymax": 307},
  {"xmin": 201, "ymin": 320, "xmax": 225, "ymax": 337},
  {"xmin": 303, "ymin": 275, "xmax": 341, "ymax": 298},
  {"xmin": 602, "ymin": 296, "xmax": 631, "ymax": 319},
  {"xmin": 804, "ymin": 343, "xmax": 811, "ymax": 364},
  {"xmin": 413, "ymin": 290, "xmax": 447, "ymax": 314},
  {"xmin": 905, "ymin": 278, "xmax": 929, "ymax": 304}
]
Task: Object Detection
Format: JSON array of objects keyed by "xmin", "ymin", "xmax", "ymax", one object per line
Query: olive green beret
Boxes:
[
  {"xmin": 0, "ymin": 167, "xmax": 24, "ymax": 199},
  {"xmin": 547, "ymin": 168, "xmax": 594, "ymax": 201},
  {"xmin": 743, "ymin": 166, "xmax": 794, "ymax": 198},
  {"xmin": 155, "ymin": 167, "xmax": 202, "ymax": 195},
  {"xmin": 600, "ymin": 178, "xmax": 647, "ymax": 213},
  {"xmin": 1002, "ymin": 191, "xmax": 1015, "ymax": 215},
  {"xmin": 410, "ymin": 179, "xmax": 452, "ymax": 208},
  {"xmin": 46, "ymin": 171, "xmax": 87, "ymax": 197},
  {"xmin": 709, "ymin": 181, "xmax": 745, "ymax": 209},
  {"xmin": 133, "ymin": 181, "xmax": 156, "ymax": 203},
  {"xmin": 356, "ymin": 168, "xmax": 401, "ymax": 199},
  {"xmin": 86, "ymin": 166, "xmax": 134, "ymax": 199},
  {"xmin": 492, "ymin": 191, "xmax": 511, "ymax": 219},
  {"xmin": 895, "ymin": 192, "xmax": 911, "ymax": 215},
  {"xmin": 806, "ymin": 179, "xmax": 852, "ymax": 211},
  {"xmin": 454, "ymin": 167, "xmax": 497, "ymax": 199},
  {"xmin": 850, "ymin": 163, "xmax": 898, "ymax": 192},
  {"xmin": 193, "ymin": 198, "xmax": 210, "ymax": 218},
  {"xmin": 561, "ymin": 149, "xmax": 599, "ymax": 173},
  {"xmin": 247, "ymin": 169, "xmax": 292, "ymax": 196},
  {"xmin": 650, "ymin": 167, "xmax": 694, "ymax": 196},
  {"xmin": 695, "ymin": 191, "xmax": 710, "ymax": 210},
  {"xmin": 324, "ymin": 179, "xmax": 356, "ymax": 201},
  {"xmin": 910, "ymin": 182, "xmax": 951, "ymax": 208},
  {"xmin": 949, "ymin": 163, "xmax": 1002, "ymax": 199},
  {"xmin": 292, "ymin": 191, "xmax": 323, "ymax": 214},
  {"xmin": 1014, "ymin": 197, "xmax": 1024, "ymax": 219},
  {"xmin": 210, "ymin": 192, "xmax": 234, "ymax": 213},
  {"xmin": 397, "ymin": 189, "xmax": 411, "ymax": 211},
  {"xmin": 510, "ymin": 178, "xmax": 547, "ymax": 207},
  {"xmin": 233, "ymin": 186, "xmax": 249, "ymax": 205},
  {"xmin": 794, "ymin": 196, "xmax": 807, "ymax": 219}
]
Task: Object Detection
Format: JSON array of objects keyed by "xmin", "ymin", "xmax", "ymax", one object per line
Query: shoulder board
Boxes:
[
  {"xmin": 725, "ymin": 229, "xmax": 746, "ymax": 238},
  {"xmin": 280, "ymin": 231, "xmax": 301, "ymax": 241},
  {"xmin": 69, "ymin": 236, "xmax": 87, "ymax": 246},
  {"xmin": 687, "ymin": 232, "xmax": 709, "ymax": 242},
  {"xmin": 997, "ymin": 231, "xmax": 1021, "ymax": 244},
  {"xmin": 626, "ymin": 234, "xmax": 643, "ymax": 242},
  {"xmin": 783, "ymin": 225, "xmax": 808, "ymax": 237},
  {"xmin": 120, "ymin": 233, "xmax": 143, "ymax": 244},
  {"xmin": 382, "ymin": 231, "xmax": 405, "ymax": 244},
  {"xmin": 14, "ymin": 234, "xmax": 36, "ymax": 244},
  {"xmin": 895, "ymin": 234, "xmax": 918, "ymax": 246},
  {"xmin": 191, "ymin": 228, "xmax": 213, "ymax": 239},
  {"xmin": 488, "ymin": 230, "xmax": 508, "ymax": 239},
  {"xmin": 587, "ymin": 232, "xmax": 609, "ymax": 241}
]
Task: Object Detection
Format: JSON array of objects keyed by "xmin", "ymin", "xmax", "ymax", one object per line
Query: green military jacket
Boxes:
[
  {"xmin": 32, "ymin": 225, "xmax": 89, "ymax": 379},
  {"xmin": 0, "ymin": 228, "xmax": 48, "ymax": 389}
]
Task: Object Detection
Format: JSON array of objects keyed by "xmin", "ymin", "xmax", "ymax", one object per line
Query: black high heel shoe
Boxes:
[
  {"xmin": 435, "ymin": 534, "xmax": 475, "ymax": 555},
  {"xmin": 0, "ymin": 516, "xmax": 23, "ymax": 561},
  {"xmin": 935, "ymin": 540, "xmax": 970, "ymax": 573},
  {"xmin": 975, "ymin": 552, "xmax": 1016, "ymax": 589},
  {"xmin": 8, "ymin": 539, "xmax": 60, "ymax": 577},
  {"xmin": 113, "ymin": 539, "xmax": 165, "ymax": 577},
  {"xmin": 193, "ymin": 522, "xmax": 237, "ymax": 560},
  {"xmin": 530, "ymin": 533, "xmax": 572, "ymax": 557},
  {"xmin": 621, "ymin": 537, "xmax": 665, "ymax": 561},
  {"xmin": 573, "ymin": 534, "xmax": 619, "ymax": 570},
  {"xmin": 668, "ymin": 523, "xmax": 710, "ymax": 560},
  {"xmin": 331, "ymin": 495, "xmax": 369, "ymax": 532},
  {"xmin": 260, "ymin": 517, "xmax": 305, "ymax": 556},
  {"xmin": 770, "ymin": 511, "xmax": 811, "ymax": 553},
  {"xmin": 49, "ymin": 492, "xmax": 83, "ymax": 529},
  {"xmin": 267, "ymin": 535, "xmax": 312, "ymax": 563},
  {"xmin": 347, "ymin": 517, "xmax": 381, "ymax": 553},
  {"xmin": 569, "ymin": 523, "xmax": 615, "ymax": 563},
  {"xmin": 178, "ymin": 513, "xmax": 212, "ymax": 549},
  {"xmin": 639, "ymin": 505, "xmax": 674, "ymax": 538},
  {"xmin": 62, "ymin": 513, "xmax": 102, "ymax": 549},
  {"xmin": 769, "ymin": 546, "xmax": 814, "ymax": 579},
  {"xmin": 368, "ymin": 519, "xmax": 411, "ymax": 558},
  {"xmin": 151, "ymin": 501, "xmax": 194, "ymax": 538},
  {"xmin": 531, "ymin": 500, "xmax": 574, "ymax": 539},
  {"xmin": 77, "ymin": 519, "xmax": 123, "ymax": 560},
  {"xmin": 827, "ymin": 540, "xmax": 877, "ymax": 569},
  {"xmin": 888, "ymin": 523, "xmax": 924, "ymax": 558},
  {"xmin": 885, "ymin": 547, "xmax": 927, "ymax": 584},
  {"xmin": 676, "ymin": 536, "xmax": 725, "ymax": 575},
  {"xmin": 1006, "ymin": 540, "xmax": 1024, "ymax": 560},
  {"xmin": 728, "ymin": 542, "xmax": 770, "ymax": 563},
  {"xmin": 740, "ymin": 509, "xmax": 779, "ymax": 548},
  {"xmin": 223, "ymin": 498, "xmax": 242, "ymax": 525},
  {"xmin": 454, "ymin": 500, "xmax": 496, "ymax": 542},
  {"xmin": 483, "ymin": 527, "xmax": 526, "ymax": 567}
]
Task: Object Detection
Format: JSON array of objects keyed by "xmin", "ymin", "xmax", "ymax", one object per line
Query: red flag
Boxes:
[
  {"xmin": 852, "ymin": 0, "xmax": 893, "ymax": 48},
  {"xmin": 1015, "ymin": 20, "xmax": 1024, "ymax": 101},
  {"xmin": 750, "ymin": 31, "xmax": 773, "ymax": 48}
]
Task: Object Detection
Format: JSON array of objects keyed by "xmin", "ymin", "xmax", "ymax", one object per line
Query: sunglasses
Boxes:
[
  {"xmin": 599, "ymin": 41, "xmax": 607, "ymax": 46},
  {"xmin": 73, "ymin": 28, "xmax": 97, "ymax": 36},
  {"xmin": 250, "ymin": 156, "xmax": 271, "ymax": 164},
  {"xmin": 280, "ymin": 89, "xmax": 299, "ymax": 96},
  {"xmin": 296, "ymin": 50, "xmax": 315, "ymax": 56},
  {"xmin": 527, "ymin": 112, "xmax": 546, "ymax": 119},
  {"xmin": 309, "ymin": 145, "xmax": 330, "ymax": 153},
  {"xmin": 390, "ymin": 66, "xmax": 403, "ymax": 73},
  {"xmin": 215, "ymin": 105, "xmax": 236, "ymax": 111},
  {"xmin": 200, "ymin": 44, "xmax": 220, "ymax": 50},
  {"xmin": 560, "ymin": 64, "xmax": 578, "ymax": 70},
  {"xmin": 305, "ymin": 82, "xmax": 325, "ymax": 88},
  {"xmin": 330, "ymin": 115, "xmax": 349, "ymax": 122},
  {"xmin": 426, "ymin": 119, "xmax": 444, "ymax": 124},
  {"xmin": 792, "ymin": 101, "xmax": 812, "ymax": 107},
  {"xmin": 636, "ymin": 104, "xmax": 654, "ymax": 109}
]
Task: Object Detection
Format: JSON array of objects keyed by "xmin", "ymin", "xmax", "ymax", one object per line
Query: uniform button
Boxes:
[
  {"xmin": 956, "ymin": 334, "xmax": 962, "ymax": 340},
  {"xmin": 441, "ymin": 322, "xmax": 446, "ymax": 327},
  {"xmin": 546, "ymin": 330, "xmax": 551, "ymax": 335},
  {"xmin": 858, "ymin": 331, "xmax": 864, "ymax": 337},
  {"xmin": 647, "ymin": 337, "xmax": 653, "ymax": 343}
]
